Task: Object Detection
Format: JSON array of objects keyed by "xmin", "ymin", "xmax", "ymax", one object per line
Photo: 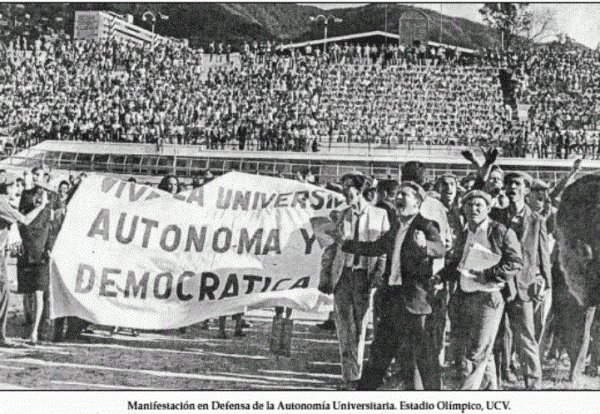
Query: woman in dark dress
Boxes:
[
  {"xmin": 18, "ymin": 167, "xmax": 52, "ymax": 344},
  {"xmin": 0, "ymin": 173, "xmax": 49, "ymax": 346}
]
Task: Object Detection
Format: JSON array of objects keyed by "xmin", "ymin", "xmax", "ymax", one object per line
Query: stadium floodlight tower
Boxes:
[
  {"xmin": 309, "ymin": 14, "xmax": 342, "ymax": 51},
  {"xmin": 142, "ymin": 10, "xmax": 169, "ymax": 47}
]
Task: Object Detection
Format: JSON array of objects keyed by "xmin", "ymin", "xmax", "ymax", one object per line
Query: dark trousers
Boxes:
[
  {"xmin": 0, "ymin": 273, "xmax": 8, "ymax": 342},
  {"xmin": 448, "ymin": 290, "xmax": 468, "ymax": 368},
  {"xmin": 426, "ymin": 287, "xmax": 449, "ymax": 367},
  {"xmin": 497, "ymin": 297, "xmax": 542, "ymax": 389},
  {"xmin": 53, "ymin": 317, "xmax": 90, "ymax": 341},
  {"xmin": 358, "ymin": 287, "xmax": 440, "ymax": 390},
  {"xmin": 334, "ymin": 268, "xmax": 370, "ymax": 382},
  {"xmin": 372, "ymin": 287, "xmax": 384, "ymax": 339}
]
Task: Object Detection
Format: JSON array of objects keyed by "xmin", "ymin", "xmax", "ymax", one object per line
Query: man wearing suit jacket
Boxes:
[
  {"xmin": 490, "ymin": 172, "xmax": 551, "ymax": 389},
  {"xmin": 324, "ymin": 173, "xmax": 389, "ymax": 390},
  {"xmin": 438, "ymin": 190, "xmax": 523, "ymax": 389},
  {"xmin": 372, "ymin": 179, "xmax": 398, "ymax": 336},
  {"xmin": 375, "ymin": 180, "xmax": 398, "ymax": 224},
  {"xmin": 342, "ymin": 181, "xmax": 445, "ymax": 390}
]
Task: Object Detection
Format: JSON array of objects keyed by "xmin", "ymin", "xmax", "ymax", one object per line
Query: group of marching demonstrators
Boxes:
[
  {"xmin": 0, "ymin": 154, "xmax": 597, "ymax": 391},
  {"xmin": 316, "ymin": 149, "xmax": 596, "ymax": 390}
]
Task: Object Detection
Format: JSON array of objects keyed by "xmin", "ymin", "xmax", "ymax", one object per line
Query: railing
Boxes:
[{"xmin": 5, "ymin": 142, "xmax": 597, "ymax": 187}]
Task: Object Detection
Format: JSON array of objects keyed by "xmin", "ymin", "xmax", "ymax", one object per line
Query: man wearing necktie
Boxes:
[{"xmin": 330, "ymin": 173, "xmax": 389, "ymax": 390}]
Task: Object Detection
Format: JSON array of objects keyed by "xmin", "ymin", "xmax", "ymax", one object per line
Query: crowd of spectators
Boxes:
[
  {"xmin": 1, "ymin": 33, "xmax": 600, "ymax": 159},
  {"xmin": 320, "ymin": 62, "xmax": 507, "ymax": 147},
  {"xmin": 495, "ymin": 45, "xmax": 600, "ymax": 159}
]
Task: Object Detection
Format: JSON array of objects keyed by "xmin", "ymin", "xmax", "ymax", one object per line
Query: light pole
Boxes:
[
  {"xmin": 397, "ymin": 4, "xmax": 402, "ymax": 48},
  {"xmin": 384, "ymin": 4, "xmax": 388, "ymax": 43},
  {"xmin": 53, "ymin": 16, "xmax": 64, "ymax": 39},
  {"xmin": 142, "ymin": 11, "xmax": 169, "ymax": 47},
  {"xmin": 309, "ymin": 14, "xmax": 342, "ymax": 52},
  {"xmin": 142, "ymin": 11, "xmax": 156, "ymax": 35},
  {"xmin": 439, "ymin": 3, "xmax": 443, "ymax": 44}
]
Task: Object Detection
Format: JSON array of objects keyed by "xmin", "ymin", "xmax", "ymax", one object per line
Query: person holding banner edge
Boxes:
[
  {"xmin": 0, "ymin": 173, "xmax": 50, "ymax": 347},
  {"xmin": 18, "ymin": 166, "xmax": 53, "ymax": 345}
]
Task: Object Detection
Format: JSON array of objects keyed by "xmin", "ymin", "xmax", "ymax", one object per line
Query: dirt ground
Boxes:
[{"xmin": 0, "ymin": 262, "xmax": 598, "ymax": 390}]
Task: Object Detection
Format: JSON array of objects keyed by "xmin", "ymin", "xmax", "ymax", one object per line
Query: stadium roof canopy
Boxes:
[{"xmin": 280, "ymin": 31, "xmax": 476, "ymax": 55}]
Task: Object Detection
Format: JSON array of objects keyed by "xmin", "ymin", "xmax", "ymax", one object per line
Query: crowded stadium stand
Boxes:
[
  {"xmin": 2, "ymin": 10, "xmax": 600, "ymax": 179},
  {"xmin": 2, "ymin": 27, "xmax": 598, "ymax": 162}
]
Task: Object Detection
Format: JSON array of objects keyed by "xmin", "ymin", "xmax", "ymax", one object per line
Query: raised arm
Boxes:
[
  {"xmin": 549, "ymin": 158, "xmax": 582, "ymax": 205},
  {"xmin": 341, "ymin": 225, "xmax": 396, "ymax": 257},
  {"xmin": 2, "ymin": 191, "xmax": 49, "ymax": 226},
  {"xmin": 462, "ymin": 147, "xmax": 499, "ymax": 190}
]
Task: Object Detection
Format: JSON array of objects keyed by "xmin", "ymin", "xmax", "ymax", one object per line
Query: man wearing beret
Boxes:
[
  {"xmin": 402, "ymin": 162, "xmax": 451, "ymax": 371},
  {"xmin": 490, "ymin": 171, "xmax": 551, "ymax": 389},
  {"xmin": 437, "ymin": 190, "xmax": 522, "ymax": 389},
  {"xmin": 342, "ymin": 181, "xmax": 445, "ymax": 390}
]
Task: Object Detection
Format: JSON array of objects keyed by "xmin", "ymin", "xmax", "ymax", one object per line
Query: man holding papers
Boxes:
[{"xmin": 438, "ymin": 190, "xmax": 523, "ymax": 389}]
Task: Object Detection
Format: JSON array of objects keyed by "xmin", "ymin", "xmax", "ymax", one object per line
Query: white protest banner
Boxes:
[{"xmin": 50, "ymin": 172, "xmax": 345, "ymax": 329}]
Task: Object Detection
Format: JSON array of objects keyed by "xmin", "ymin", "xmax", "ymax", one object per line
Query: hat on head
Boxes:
[
  {"xmin": 462, "ymin": 189, "xmax": 493, "ymax": 206},
  {"xmin": 531, "ymin": 179, "xmax": 550, "ymax": 191},
  {"xmin": 504, "ymin": 171, "xmax": 533, "ymax": 187},
  {"xmin": 435, "ymin": 173, "xmax": 458, "ymax": 187},
  {"xmin": 399, "ymin": 181, "xmax": 426, "ymax": 202},
  {"xmin": 340, "ymin": 172, "xmax": 368, "ymax": 190}
]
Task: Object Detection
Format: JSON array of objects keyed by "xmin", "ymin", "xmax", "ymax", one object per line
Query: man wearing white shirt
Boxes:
[
  {"xmin": 343, "ymin": 181, "xmax": 445, "ymax": 390},
  {"xmin": 437, "ymin": 190, "xmax": 522, "ymax": 389},
  {"xmin": 324, "ymin": 173, "xmax": 389, "ymax": 390}
]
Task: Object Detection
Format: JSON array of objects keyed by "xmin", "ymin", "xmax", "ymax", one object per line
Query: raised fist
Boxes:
[
  {"xmin": 484, "ymin": 147, "xmax": 499, "ymax": 165},
  {"xmin": 461, "ymin": 150, "xmax": 475, "ymax": 163},
  {"xmin": 413, "ymin": 230, "xmax": 426, "ymax": 249}
]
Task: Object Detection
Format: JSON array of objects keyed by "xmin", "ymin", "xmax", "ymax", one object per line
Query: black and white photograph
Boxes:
[{"xmin": 1, "ymin": 1, "xmax": 600, "ymax": 411}]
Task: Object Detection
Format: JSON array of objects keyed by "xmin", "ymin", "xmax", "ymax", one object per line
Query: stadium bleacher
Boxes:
[{"xmin": 2, "ymin": 33, "xmax": 595, "ymax": 159}]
